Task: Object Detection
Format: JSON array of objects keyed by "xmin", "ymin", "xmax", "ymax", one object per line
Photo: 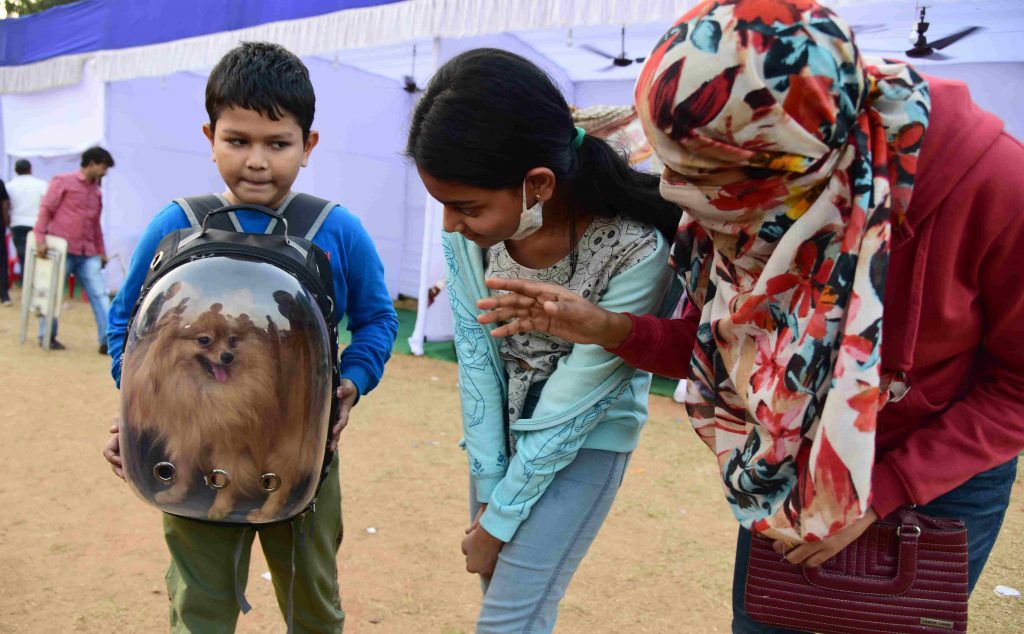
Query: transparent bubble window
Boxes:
[{"xmin": 120, "ymin": 256, "xmax": 332, "ymax": 524}]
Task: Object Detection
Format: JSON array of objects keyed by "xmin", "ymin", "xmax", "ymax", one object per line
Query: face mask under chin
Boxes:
[{"xmin": 507, "ymin": 179, "xmax": 544, "ymax": 241}]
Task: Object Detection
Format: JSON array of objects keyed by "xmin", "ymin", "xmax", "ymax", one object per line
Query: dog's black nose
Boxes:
[{"xmin": 220, "ymin": 352, "xmax": 235, "ymax": 365}]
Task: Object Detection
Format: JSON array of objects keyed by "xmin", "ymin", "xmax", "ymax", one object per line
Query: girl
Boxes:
[{"xmin": 406, "ymin": 49, "xmax": 679, "ymax": 632}]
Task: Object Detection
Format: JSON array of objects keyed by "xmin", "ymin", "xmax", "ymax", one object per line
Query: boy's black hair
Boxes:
[
  {"xmin": 406, "ymin": 48, "xmax": 681, "ymax": 246},
  {"xmin": 206, "ymin": 41, "xmax": 316, "ymax": 142},
  {"xmin": 14, "ymin": 159, "xmax": 31, "ymax": 175},
  {"xmin": 81, "ymin": 146, "xmax": 115, "ymax": 168}
]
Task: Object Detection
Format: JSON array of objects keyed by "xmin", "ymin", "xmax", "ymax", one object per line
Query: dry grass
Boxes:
[{"xmin": 0, "ymin": 296, "xmax": 1020, "ymax": 632}]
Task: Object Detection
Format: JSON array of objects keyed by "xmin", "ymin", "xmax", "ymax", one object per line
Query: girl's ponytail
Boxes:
[{"xmin": 569, "ymin": 133, "xmax": 680, "ymax": 241}]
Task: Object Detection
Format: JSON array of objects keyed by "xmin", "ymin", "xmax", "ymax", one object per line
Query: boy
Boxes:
[{"xmin": 102, "ymin": 42, "xmax": 398, "ymax": 632}]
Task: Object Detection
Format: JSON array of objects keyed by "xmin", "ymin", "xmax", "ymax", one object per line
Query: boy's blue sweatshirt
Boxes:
[{"xmin": 107, "ymin": 197, "xmax": 398, "ymax": 394}]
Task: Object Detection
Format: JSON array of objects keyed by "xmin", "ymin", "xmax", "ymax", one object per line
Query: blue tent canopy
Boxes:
[{"xmin": 0, "ymin": 0, "xmax": 401, "ymax": 66}]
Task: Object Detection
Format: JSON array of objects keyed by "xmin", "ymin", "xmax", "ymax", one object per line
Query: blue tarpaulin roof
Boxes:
[{"xmin": 0, "ymin": 0, "xmax": 402, "ymax": 66}]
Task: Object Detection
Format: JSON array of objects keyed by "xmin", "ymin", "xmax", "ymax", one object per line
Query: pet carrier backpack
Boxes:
[{"xmin": 119, "ymin": 193, "xmax": 340, "ymax": 525}]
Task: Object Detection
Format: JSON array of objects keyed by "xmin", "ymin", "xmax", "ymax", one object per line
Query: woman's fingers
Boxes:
[
  {"xmin": 490, "ymin": 316, "xmax": 547, "ymax": 338},
  {"xmin": 484, "ymin": 278, "xmax": 571, "ymax": 301},
  {"xmin": 477, "ymin": 293, "xmax": 538, "ymax": 311},
  {"xmin": 477, "ymin": 306, "xmax": 530, "ymax": 325},
  {"xmin": 783, "ymin": 543, "xmax": 817, "ymax": 565}
]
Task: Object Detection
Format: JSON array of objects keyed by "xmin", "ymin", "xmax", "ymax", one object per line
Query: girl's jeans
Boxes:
[{"xmin": 469, "ymin": 383, "xmax": 631, "ymax": 633}]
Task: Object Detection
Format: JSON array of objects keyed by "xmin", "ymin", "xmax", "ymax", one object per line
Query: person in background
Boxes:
[
  {"xmin": 477, "ymin": 1, "xmax": 1024, "ymax": 631},
  {"xmin": 33, "ymin": 146, "xmax": 114, "ymax": 352},
  {"xmin": 0, "ymin": 177, "xmax": 10, "ymax": 305},
  {"xmin": 7, "ymin": 159, "xmax": 50, "ymax": 280}
]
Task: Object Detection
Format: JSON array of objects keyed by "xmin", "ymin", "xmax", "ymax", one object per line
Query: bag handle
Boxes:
[
  {"xmin": 802, "ymin": 523, "xmax": 920, "ymax": 595},
  {"xmin": 201, "ymin": 204, "xmax": 291, "ymax": 243}
]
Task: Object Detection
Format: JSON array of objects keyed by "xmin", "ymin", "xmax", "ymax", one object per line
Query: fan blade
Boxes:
[
  {"xmin": 580, "ymin": 44, "xmax": 617, "ymax": 60},
  {"xmin": 929, "ymin": 26, "xmax": 981, "ymax": 50},
  {"xmin": 634, "ymin": 56, "xmax": 646, "ymax": 63},
  {"xmin": 597, "ymin": 63, "xmax": 617, "ymax": 72},
  {"xmin": 848, "ymin": 23, "xmax": 887, "ymax": 35},
  {"xmin": 925, "ymin": 51, "xmax": 951, "ymax": 60}
]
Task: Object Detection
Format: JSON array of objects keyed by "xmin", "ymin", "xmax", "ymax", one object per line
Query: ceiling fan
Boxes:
[
  {"xmin": 403, "ymin": 44, "xmax": 423, "ymax": 93},
  {"xmin": 580, "ymin": 26, "xmax": 646, "ymax": 71},
  {"xmin": 905, "ymin": 5, "xmax": 981, "ymax": 59}
]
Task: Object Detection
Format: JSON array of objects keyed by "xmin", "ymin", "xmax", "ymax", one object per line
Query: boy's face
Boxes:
[{"xmin": 204, "ymin": 107, "xmax": 319, "ymax": 209}]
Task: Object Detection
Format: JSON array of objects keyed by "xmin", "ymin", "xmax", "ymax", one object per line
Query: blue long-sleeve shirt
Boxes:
[{"xmin": 107, "ymin": 199, "xmax": 398, "ymax": 395}]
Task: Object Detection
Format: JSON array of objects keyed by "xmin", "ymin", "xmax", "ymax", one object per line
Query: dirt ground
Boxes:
[{"xmin": 0, "ymin": 297, "xmax": 1021, "ymax": 633}]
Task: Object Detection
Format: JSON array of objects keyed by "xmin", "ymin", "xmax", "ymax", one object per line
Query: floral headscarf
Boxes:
[{"xmin": 635, "ymin": 0, "xmax": 929, "ymax": 541}]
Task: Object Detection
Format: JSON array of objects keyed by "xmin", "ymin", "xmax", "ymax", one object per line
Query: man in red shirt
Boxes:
[{"xmin": 34, "ymin": 146, "xmax": 115, "ymax": 352}]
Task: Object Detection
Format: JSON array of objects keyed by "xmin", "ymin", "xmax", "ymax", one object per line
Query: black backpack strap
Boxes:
[
  {"xmin": 176, "ymin": 194, "xmax": 235, "ymax": 231},
  {"xmin": 269, "ymin": 193, "xmax": 337, "ymax": 241},
  {"xmin": 176, "ymin": 193, "xmax": 336, "ymax": 239}
]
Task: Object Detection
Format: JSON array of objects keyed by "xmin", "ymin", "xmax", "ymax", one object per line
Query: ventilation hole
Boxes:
[
  {"xmin": 150, "ymin": 250, "xmax": 164, "ymax": 270},
  {"xmin": 205, "ymin": 469, "xmax": 230, "ymax": 489},
  {"xmin": 259, "ymin": 473, "xmax": 282, "ymax": 492},
  {"xmin": 153, "ymin": 462, "xmax": 176, "ymax": 483}
]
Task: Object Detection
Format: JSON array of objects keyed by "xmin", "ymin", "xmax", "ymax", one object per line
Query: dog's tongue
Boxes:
[{"xmin": 212, "ymin": 364, "xmax": 229, "ymax": 383}]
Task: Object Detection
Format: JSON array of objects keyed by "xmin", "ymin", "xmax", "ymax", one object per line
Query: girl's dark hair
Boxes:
[
  {"xmin": 406, "ymin": 48, "xmax": 680, "ymax": 243},
  {"xmin": 206, "ymin": 41, "xmax": 315, "ymax": 142}
]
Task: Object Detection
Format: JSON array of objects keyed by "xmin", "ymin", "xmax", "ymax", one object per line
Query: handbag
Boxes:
[{"xmin": 744, "ymin": 508, "xmax": 969, "ymax": 633}]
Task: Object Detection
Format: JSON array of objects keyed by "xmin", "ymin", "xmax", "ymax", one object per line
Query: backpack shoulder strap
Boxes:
[
  {"xmin": 271, "ymin": 193, "xmax": 337, "ymax": 241},
  {"xmin": 175, "ymin": 194, "xmax": 236, "ymax": 231}
]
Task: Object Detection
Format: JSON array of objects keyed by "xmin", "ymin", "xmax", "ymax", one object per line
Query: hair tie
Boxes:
[{"xmin": 572, "ymin": 126, "xmax": 586, "ymax": 149}]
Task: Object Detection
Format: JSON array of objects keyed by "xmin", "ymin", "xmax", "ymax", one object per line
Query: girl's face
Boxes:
[{"xmin": 417, "ymin": 166, "xmax": 550, "ymax": 249}]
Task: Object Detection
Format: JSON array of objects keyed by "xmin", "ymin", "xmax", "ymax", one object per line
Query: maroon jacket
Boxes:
[{"xmin": 611, "ymin": 76, "xmax": 1024, "ymax": 518}]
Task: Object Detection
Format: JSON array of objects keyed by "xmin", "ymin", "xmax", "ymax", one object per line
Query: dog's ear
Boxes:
[{"xmin": 236, "ymin": 313, "xmax": 255, "ymax": 331}]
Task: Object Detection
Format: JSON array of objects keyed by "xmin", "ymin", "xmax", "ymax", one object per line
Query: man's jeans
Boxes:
[
  {"xmin": 38, "ymin": 254, "xmax": 111, "ymax": 345},
  {"xmin": 731, "ymin": 457, "xmax": 1019, "ymax": 633}
]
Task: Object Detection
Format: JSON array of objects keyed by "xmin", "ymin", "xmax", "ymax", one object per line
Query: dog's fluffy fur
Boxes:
[{"xmin": 122, "ymin": 282, "xmax": 326, "ymax": 522}]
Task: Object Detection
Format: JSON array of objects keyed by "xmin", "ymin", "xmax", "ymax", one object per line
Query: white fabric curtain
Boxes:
[
  {"xmin": 1, "ymin": 61, "xmax": 105, "ymax": 156},
  {"xmin": 0, "ymin": 0, "xmax": 699, "ymax": 94}
]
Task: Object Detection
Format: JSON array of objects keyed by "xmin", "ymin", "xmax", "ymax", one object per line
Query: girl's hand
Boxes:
[
  {"xmin": 476, "ymin": 278, "xmax": 633, "ymax": 349},
  {"xmin": 467, "ymin": 503, "xmax": 487, "ymax": 534},
  {"xmin": 461, "ymin": 523, "xmax": 504, "ymax": 579}
]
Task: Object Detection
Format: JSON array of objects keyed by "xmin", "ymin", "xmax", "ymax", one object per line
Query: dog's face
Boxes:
[{"xmin": 161, "ymin": 304, "xmax": 263, "ymax": 388}]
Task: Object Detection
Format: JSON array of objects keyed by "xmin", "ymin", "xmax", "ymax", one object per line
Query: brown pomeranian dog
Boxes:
[{"xmin": 122, "ymin": 281, "xmax": 326, "ymax": 523}]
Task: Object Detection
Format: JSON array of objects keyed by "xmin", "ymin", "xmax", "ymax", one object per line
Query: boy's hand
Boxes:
[
  {"xmin": 461, "ymin": 522, "xmax": 504, "ymax": 579},
  {"xmin": 330, "ymin": 379, "xmax": 358, "ymax": 451},
  {"xmin": 103, "ymin": 423, "xmax": 126, "ymax": 481}
]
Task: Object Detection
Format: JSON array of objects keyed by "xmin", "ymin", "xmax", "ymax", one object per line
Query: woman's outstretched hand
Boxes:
[{"xmin": 476, "ymin": 278, "xmax": 633, "ymax": 349}]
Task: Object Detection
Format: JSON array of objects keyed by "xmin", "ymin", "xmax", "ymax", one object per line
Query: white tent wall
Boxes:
[
  {"xmin": 919, "ymin": 63, "xmax": 1024, "ymax": 139},
  {"xmin": 293, "ymin": 57, "xmax": 413, "ymax": 297},
  {"xmin": 102, "ymin": 71, "xmax": 221, "ymax": 292},
  {"xmin": 574, "ymin": 80, "xmax": 635, "ymax": 108}
]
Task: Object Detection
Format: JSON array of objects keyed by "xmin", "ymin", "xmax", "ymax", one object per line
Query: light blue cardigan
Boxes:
[{"xmin": 443, "ymin": 228, "xmax": 675, "ymax": 541}]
